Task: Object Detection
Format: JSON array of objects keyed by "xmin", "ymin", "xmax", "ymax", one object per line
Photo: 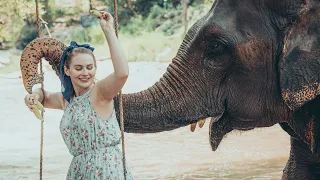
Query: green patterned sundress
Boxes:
[{"xmin": 60, "ymin": 88, "xmax": 133, "ymax": 180}]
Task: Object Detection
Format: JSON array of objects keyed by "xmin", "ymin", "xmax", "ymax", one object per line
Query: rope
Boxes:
[
  {"xmin": 113, "ymin": 1, "xmax": 119, "ymax": 38},
  {"xmin": 35, "ymin": 0, "xmax": 44, "ymax": 180},
  {"xmin": 18, "ymin": 0, "xmax": 51, "ymax": 37},
  {"xmin": 29, "ymin": 1, "xmax": 124, "ymax": 179},
  {"xmin": 113, "ymin": 1, "xmax": 127, "ymax": 179}
]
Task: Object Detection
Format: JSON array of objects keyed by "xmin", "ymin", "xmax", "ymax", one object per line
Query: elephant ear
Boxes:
[{"xmin": 280, "ymin": 7, "xmax": 320, "ymax": 111}]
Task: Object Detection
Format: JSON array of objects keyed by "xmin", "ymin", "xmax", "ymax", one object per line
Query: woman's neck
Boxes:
[{"xmin": 74, "ymin": 84, "xmax": 94, "ymax": 97}]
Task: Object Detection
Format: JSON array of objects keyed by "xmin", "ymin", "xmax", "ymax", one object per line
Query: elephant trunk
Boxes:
[
  {"xmin": 20, "ymin": 38, "xmax": 66, "ymax": 93},
  {"xmin": 113, "ymin": 16, "xmax": 213, "ymax": 133},
  {"xmin": 115, "ymin": 56, "xmax": 208, "ymax": 133}
]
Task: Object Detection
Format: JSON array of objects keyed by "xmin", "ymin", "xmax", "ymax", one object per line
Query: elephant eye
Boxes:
[{"xmin": 207, "ymin": 40, "xmax": 226, "ymax": 56}]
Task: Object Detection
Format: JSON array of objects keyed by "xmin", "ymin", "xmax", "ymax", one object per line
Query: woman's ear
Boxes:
[
  {"xmin": 279, "ymin": 7, "xmax": 320, "ymax": 111},
  {"xmin": 64, "ymin": 66, "xmax": 70, "ymax": 76}
]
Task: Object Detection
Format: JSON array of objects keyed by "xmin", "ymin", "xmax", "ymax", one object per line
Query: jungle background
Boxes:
[{"xmin": 0, "ymin": 0, "xmax": 211, "ymax": 73}]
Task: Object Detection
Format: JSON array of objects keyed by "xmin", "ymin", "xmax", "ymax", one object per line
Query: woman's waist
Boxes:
[{"xmin": 72, "ymin": 140, "xmax": 121, "ymax": 157}]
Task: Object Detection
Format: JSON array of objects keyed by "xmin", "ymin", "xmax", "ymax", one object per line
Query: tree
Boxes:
[
  {"xmin": 0, "ymin": 0, "xmax": 37, "ymax": 48},
  {"xmin": 134, "ymin": 0, "xmax": 158, "ymax": 17},
  {"xmin": 89, "ymin": 0, "xmax": 93, "ymax": 11}
]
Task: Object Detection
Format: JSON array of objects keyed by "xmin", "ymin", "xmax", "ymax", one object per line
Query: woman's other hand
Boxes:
[
  {"xmin": 99, "ymin": 11, "xmax": 115, "ymax": 34},
  {"xmin": 24, "ymin": 92, "xmax": 40, "ymax": 112}
]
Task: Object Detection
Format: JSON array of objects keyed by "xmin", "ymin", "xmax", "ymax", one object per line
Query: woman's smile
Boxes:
[{"xmin": 79, "ymin": 77, "xmax": 90, "ymax": 83}]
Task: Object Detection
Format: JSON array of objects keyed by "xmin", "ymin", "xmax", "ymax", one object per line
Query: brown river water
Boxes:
[{"xmin": 0, "ymin": 61, "xmax": 290, "ymax": 179}]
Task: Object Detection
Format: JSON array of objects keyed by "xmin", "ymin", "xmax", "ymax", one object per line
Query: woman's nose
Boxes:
[{"xmin": 82, "ymin": 68, "xmax": 89, "ymax": 75}]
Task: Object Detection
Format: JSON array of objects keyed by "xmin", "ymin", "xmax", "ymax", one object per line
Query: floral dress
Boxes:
[{"xmin": 60, "ymin": 89, "xmax": 133, "ymax": 180}]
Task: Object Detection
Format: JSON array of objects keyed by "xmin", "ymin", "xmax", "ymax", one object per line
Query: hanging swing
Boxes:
[{"xmin": 20, "ymin": 1, "xmax": 127, "ymax": 179}]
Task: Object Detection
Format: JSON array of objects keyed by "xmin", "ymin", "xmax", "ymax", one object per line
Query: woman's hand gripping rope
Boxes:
[
  {"xmin": 24, "ymin": 93, "xmax": 45, "ymax": 120},
  {"xmin": 89, "ymin": 10, "xmax": 114, "ymax": 34}
]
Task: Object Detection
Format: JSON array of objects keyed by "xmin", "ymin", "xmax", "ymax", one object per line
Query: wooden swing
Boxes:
[{"xmin": 28, "ymin": 0, "xmax": 127, "ymax": 179}]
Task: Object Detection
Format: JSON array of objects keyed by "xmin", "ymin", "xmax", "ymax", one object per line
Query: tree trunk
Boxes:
[{"xmin": 89, "ymin": 0, "xmax": 93, "ymax": 11}]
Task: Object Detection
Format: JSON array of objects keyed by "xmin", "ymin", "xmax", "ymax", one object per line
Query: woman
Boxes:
[{"xmin": 24, "ymin": 12, "xmax": 133, "ymax": 179}]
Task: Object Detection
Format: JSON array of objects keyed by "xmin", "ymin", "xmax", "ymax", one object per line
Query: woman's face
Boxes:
[{"xmin": 64, "ymin": 53, "xmax": 96, "ymax": 91}]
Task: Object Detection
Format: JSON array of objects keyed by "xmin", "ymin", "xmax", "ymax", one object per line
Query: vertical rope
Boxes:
[
  {"xmin": 36, "ymin": 0, "xmax": 40, "ymax": 38},
  {"xmin": 113, "ymin": 0, "xmax": 119, "ymax": 38},
  {"xmin": 113, "ymin": 1, "xmax": 126, "ymax": 179},
  {"xmin": 35, "ymin": 0, "xmax": 44, "ymax": 179}
]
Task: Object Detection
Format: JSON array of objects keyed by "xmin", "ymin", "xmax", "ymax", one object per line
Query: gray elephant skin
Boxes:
[{"xmin": 114, "ymin": 0, "xmax": 320, "ymax": 179}]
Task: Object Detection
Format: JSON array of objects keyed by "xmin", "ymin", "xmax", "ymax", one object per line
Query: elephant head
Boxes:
[{"xmin": 113, "ymin": 0, "xmax": 320, "ymax": 155}]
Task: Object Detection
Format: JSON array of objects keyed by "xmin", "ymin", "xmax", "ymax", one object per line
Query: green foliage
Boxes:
[
  {"xmin": 41, "ymin": 0, "xmax": 78, "ymax": 27},
  {"xmin": 134, "ymin": 0, "xmax": 158, "ymax": 17},
  {"xmin": 119, "ymin": 4, "xmax": 182, "ymax": 35},
  {"xmin": 119, "ymin": 32, "xmax": 181, "ymax": 62},
  {"xmin": 0, "ymin": 0, "xmax": 212, "ymax": 49},
  {"xmin": 86, "ymin": 26, "xmax": 105, "ymax": 44},
  {"xmin": 160, "ymin": 21, "xmax": 175, "ymax": 36},
  {"xmin": 2, "ymin": 16, "xmax": 25, "ymax": 48},
  {"xmin": 68, "ymin": 27, "xmax": 87, "ymax": 44},
  {"xmin": 15, "ymin": 23, "xmax": 38, "ymax": 50},
  {"xmin": 0, "ymin": 0, "xmax": 37, "ymax": 48},
  {"xmin": 67, "ymin": 25, "xmax": 105, "ymax": 45},
  {"xmin": 0, "ymin": 0, "xmax": 214, "ymax": 74},
  {"xmin": 145, "ymin": 5, "xmax": 167, "ymax": 30},
  {"xmin": 119, "ymin": 15, "xmax": 145, "ymax": 36},
  {"xmin": 204, "ymin": 0, "xmax": 215, "ymax": 4}
]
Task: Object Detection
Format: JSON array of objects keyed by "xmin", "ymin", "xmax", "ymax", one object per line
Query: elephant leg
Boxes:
[
  {"xmin": 282, "ymin": 137, "xmax": 320, "ymax": 180},
  {"xmin": 282, "ymin": 157, "xmax": 313, "ymax": 180}
]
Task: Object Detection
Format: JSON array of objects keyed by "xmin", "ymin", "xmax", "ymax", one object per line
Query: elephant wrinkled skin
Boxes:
[{"xmin": 112, "ymin": 0, "xmax": 320, "ymax": 179}]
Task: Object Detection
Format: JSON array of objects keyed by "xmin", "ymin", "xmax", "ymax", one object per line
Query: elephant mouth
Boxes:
[
  {"xmin": 208, "ymin": 112, "xmax": 233, "ymax": 151},
  {"xmin": 208, "ymin": 113, "xmax": 257, "ymax": 151}
]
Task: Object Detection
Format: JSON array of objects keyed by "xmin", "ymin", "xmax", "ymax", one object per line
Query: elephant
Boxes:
[
  {"xmin": 20, "ymin": 0, "xmax": 320, "ymax": 179},
  {"xmin": 112, "ymin": 0, "xmax": 320, "ymax": 179}
]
